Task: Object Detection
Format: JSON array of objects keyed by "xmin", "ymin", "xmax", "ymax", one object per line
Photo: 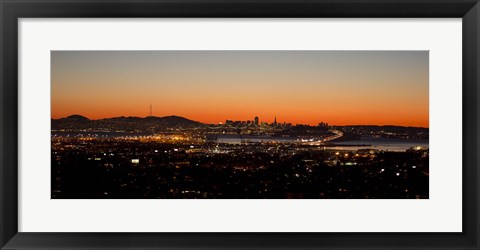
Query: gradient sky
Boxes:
[{"xmin": 51, "ymin": 51, "xmax": 429, "ymax": 127}]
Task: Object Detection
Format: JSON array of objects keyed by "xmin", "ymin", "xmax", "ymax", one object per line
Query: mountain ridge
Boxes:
[
  {"xmin": 52, "ymin": 115, "xmax": 202, "ymax": 132},
  {"xmin": 52, "ymin": 114, "xmax": 428, "ymax": 130}
]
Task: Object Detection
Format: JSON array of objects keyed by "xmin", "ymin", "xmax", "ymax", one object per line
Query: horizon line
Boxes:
[{"xmin": 51, "ymin": 114, "xmax": 430, "ymax": 129}]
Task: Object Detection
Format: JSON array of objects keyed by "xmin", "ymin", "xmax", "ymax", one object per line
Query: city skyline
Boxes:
[
  {"xmin": 51, "ymin": 51, "xmax": 429, "ymax": 127},
  {"xmin": 54, "ymin": 113, "xmax": 428, "ymax": 128}
]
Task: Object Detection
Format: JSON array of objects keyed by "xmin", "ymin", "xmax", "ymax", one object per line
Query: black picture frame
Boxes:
[{"xmin": 1, "ymin": 0, "xmax": 479, "ymax": 249}]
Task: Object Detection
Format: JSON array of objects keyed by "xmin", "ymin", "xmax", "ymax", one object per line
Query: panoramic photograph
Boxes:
[{"xmin": 51, "ymin": 50, "xmax": 429, "ymax": 199}]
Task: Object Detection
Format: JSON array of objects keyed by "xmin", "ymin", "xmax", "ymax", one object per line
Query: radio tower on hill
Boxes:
[{"xmin": 149, "ymin": 104, "xmax": 152, "ymax": 117}]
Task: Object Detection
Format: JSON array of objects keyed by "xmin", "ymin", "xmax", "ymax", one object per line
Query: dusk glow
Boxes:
[
  {"xmin": 51, "ymin": 51, "xmax": 430, "ymax": 199},
  {"xmin": 51, "ymin": 51, "xmax": 428, "ymax": 127}
]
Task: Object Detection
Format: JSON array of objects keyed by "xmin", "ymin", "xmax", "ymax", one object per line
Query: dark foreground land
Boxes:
[{"xmin": 51, "ymin": 136, "xmax": 429, "ymax": 199}]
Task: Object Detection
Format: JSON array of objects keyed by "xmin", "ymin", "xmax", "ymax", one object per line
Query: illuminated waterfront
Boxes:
[
  {"xmin": 51, "ymin": 51, "xmax": 429, "ymax": 199},
  {"xmin": 51, "ymin": 115, "xmax": 429, "ymax": 199}
]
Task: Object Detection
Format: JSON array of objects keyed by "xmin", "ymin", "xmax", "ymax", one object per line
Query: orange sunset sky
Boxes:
[{"xmin": 51, "ymin": 51, "xmax": 429, "ymax": 127}]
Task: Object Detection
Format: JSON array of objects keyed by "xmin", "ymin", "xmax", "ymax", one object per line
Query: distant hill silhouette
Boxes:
[
  {"xmin": 61, "ymin": 114, "xmax": 91, "ymax": 122},
  {"xmin": 51, "ymin": 114, "xmax": 428, "ymax": 139},
  {"xmin": 52, "ymin": 115, "xmax": 202, "ymax": 132}
]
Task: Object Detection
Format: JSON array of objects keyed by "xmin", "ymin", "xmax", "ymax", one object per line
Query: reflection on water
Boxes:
[
  {"xmin": 215, "ymin": 134, "xmax": 299, "ymax": 144},
  {"xmin": 52, "ymin": 132, "xmax": 428, "ymax": 152},
  {"xmin": 329, "ymin": 137, "xmax": 428, "ymax": 152},
  {"xmin": 216, "ymin": 135, "xmax": 428, "ymax": 152}
]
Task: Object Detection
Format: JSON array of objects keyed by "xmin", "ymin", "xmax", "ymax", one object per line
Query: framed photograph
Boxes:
[{"xmin": 1, "ymin": 0, "xmax": 479, "ymax": 249}]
